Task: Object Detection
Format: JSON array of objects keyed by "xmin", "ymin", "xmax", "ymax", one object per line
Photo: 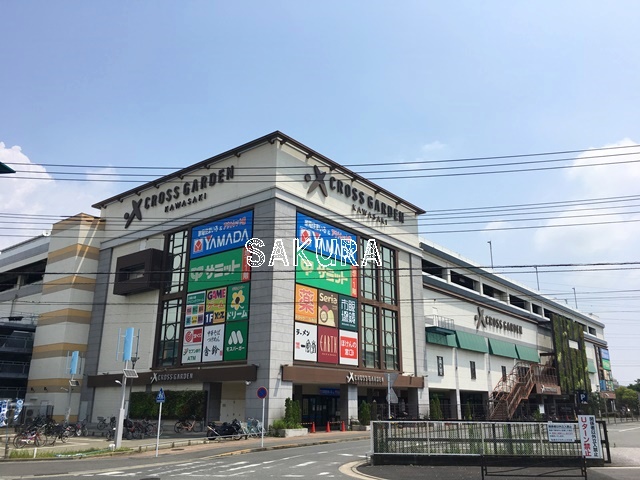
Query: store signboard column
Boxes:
[
  {"xmin": 293, "ymin": 212, "xmax": 359, "ymax": 366},
  {"xmin": 184, "ymin": 210, "xmax": 253, "ymax": 365}
]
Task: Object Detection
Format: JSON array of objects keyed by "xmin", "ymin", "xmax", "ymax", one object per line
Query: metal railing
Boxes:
[
  {"xmin": 0, "ymin": 334, "xmax": 34, "ymax": 351},
  {"xmin": 0, "ymin": 361, "xmax": 30, "ymax": 375},
  {"xmin": 371, "ymin": 420, "xmax": 609, "ymax": 462}
]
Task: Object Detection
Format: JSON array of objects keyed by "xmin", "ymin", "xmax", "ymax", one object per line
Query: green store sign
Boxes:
[
  {"xmin": 295, "ymin": 252, "xmax": 357, "ymax": 297},
  {"xmin": 188, "ymin": 247, "xmax": 250, "ymax": 292},
  {"xmin": 224, "ymin": 321, "xmax": 248, "ymax": 361}
]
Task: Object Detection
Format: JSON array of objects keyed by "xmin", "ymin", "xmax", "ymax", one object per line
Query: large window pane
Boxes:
[
  {"xmin": 361, "ymin": 304, "xmax": 379, "ymax": 369},
  {"xmin": 166, "ymin": 230, "xmax": 187, "ymax": 294},
  {"xmin": 156, "ymin": 299, "xmax": 182, "ymax": 367},
  {"xmin": 382, "ymin": 308, "xmax": 398, "ymax": 371},
  {"xmin": 381, "ymin": 246, "xmax": 396, "ymax": 305}
]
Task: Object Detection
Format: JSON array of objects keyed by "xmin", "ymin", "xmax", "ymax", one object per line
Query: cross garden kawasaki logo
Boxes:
[
  {"xmin": 303, "ymin": 166, "xmax": 405, "ymax": 224},
  {"xmin": 122, "ymin": 165, "xmax": 235, "ymax": 228},
  {"xmin": 474, "ymin": 306, "xmax": 523, "ymax": 334},
  {"xmin": 304, "ymin": 165, "xmax": 328, "ymax": 197}
]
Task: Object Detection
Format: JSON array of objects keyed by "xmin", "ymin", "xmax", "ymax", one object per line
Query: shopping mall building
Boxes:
[{"xmin": 0, "ymin": 132, "xmax": 615, "ymax": 426}]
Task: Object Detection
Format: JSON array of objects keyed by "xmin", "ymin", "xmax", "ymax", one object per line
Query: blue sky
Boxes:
[{"xmin": 1, "ymin": 2, "xmax": 640, "ymax": 386}]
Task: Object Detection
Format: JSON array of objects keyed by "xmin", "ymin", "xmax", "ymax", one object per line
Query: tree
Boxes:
[
  {"xmin": 615, "ymin": 386, "xmax": 639, "ymax": 415},
  {"xmin": 627, "ymin": 379, "xmax": 640, "ymax": 393},
  {"xmin": 359, "ymin": 401, "xmax": 371, "ymax": 425}
]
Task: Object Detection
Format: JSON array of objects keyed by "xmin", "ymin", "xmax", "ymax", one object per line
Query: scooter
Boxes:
[
  {"xmin": 206, "ymin": 421, "xmax": 222, "ymax": 441},
  {"xmin": 208, "ymin": 419, "xmax": 246, "ymax": 440}
]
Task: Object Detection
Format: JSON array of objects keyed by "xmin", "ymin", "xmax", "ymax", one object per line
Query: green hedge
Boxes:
[{"xmin": 129, "ymin": 390, "xmax": 206, "ymax": 419}]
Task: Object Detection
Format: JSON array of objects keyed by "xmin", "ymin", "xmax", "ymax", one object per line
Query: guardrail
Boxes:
[{"xmin": 370, "ymin": 420, "xmax": 609, "ymax": 466}]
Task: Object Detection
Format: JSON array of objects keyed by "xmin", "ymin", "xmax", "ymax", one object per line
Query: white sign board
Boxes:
[
  {"xmin": 578, "ymin": 415, "xmax": 603, "ymax": 459},
  {"xmin": 547, "ymin": 423, "xmax": 575, "ymax": 443}
]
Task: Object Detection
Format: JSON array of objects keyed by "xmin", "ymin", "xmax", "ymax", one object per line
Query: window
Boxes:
[
  {"xmin": 155, "ymin": 229, "xmax": 188, "ymax": 367},
  {"xmin": 422, "ymin": 260, "xmax": 444, "ymax": 278},
  {"xmin": 483, "ymin": 284, "xmax": 505, "ymax": 301},
  {"xmin": 362, "ymin": 304, "xmax": 379, "ymax": 369},
  {"xmin": 470, "ymin": 361, "xmax": 476, "ymax": 380},
  {"xmin": 359, "ymin": 240, "xmax": 400, "ymax": 371},
  {"xmin": 156, "ymin": 299, "xmax": 182, "ymax": 367},
  {"xmin": 437, "ymin": 356, "xmax": 444, "ymax": 376},
  {"xmin": 166, "ymin": 230, "xmax": 188, "ymax": 294},
  {"xmin": 509, "ymin": 294, "xmax": 527, "ymax": 310},
  {"xmin": 381, "ymin": 247, "xmax": 396, "ymax": 305},
  {"xmin": 501, "ymin": 365, "xmax": 507, "ymax": 382},
  {"xmin": 382, "ymin": 309, "xmax": 398, "ymax": 370},
  {"xmin": 451, "ymin": 271, "xmax": 476, "ymax": 291}
]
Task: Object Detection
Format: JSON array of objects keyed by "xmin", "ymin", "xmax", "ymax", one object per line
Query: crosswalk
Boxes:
[{"xmin": 80, "ymin": 451, "xmax": 367, "ymax": 478}]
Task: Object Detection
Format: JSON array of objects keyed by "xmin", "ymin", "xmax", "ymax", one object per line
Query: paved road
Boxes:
[{"xmin": 1, "ymin": 421, "xmax": 639, "ymax": 480}]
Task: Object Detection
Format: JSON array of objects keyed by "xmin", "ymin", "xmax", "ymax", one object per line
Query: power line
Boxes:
[{"xmin": 4, "ymin": 142, "xmax": 639, "ymax": 171}]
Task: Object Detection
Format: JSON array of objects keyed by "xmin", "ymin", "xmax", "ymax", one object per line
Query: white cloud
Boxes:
[
  {"xmin": 529, "ymin": 138, "xmax": 640, "ymax": 386},
  {"xmin": 534, "ymin": 139, "xmax": 640, "ymax": 260},
  {"xmin": 0, "ymin": 142, "xmax": 120, "ymax": 250}
]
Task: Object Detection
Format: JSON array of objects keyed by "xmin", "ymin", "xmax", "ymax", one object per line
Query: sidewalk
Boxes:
[{"xmin": 1, "ymin": 425, "xmax": 371, "ymax": 460}]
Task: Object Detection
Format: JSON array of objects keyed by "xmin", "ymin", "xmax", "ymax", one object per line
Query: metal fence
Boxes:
[
  {"xmin": 370, "ymin": 401, "xmax": 637, "ymax": 423},
  {"xmin": 371, "ymin": 420, "xmax": 608, "ymax": 462}
]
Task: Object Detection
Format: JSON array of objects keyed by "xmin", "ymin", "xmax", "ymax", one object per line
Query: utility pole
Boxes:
[
  {"xmin": 572, "ymin": 288, "xmax": 578, "ymax": 309},
  {"xmin": 487, "ymin": 241, "xmax": 494, "ymax": 269}
]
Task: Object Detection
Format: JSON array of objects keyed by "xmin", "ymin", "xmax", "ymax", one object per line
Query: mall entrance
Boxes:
[{"xmin": 301, "ymin": 391, "xmax": 340, "ymax": 428}]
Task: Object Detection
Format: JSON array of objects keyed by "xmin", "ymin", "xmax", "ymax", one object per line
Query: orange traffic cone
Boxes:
[
  {"xmin": 310, "ymin": 422, "xmax": 315, "ymax": 433},
  {"xmin": 341, "ymin": 421, "xmax": 345, "ymax": 432},
  {"xmin": 326, "ymin": 421, "xmax": 330, "ymax": 432}
]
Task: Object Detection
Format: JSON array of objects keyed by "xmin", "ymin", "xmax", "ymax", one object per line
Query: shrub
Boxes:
[
  {"xmin": 359, "ymin": 401, "xmax": 371, "ymax": 425},
  {"xmin": 282, "ymin": 398, "xmax": 303, "ymax": 429},
  {"xmin": 430, "ymin": 396, "xmax": 443, "ymax": 420}
]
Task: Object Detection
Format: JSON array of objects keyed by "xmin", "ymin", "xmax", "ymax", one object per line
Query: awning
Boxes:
[
  {"xmin": 587, "ymin": 359, "xmax": 597, "ymax": 374},
  {"xmin": 426, "ymin": 331, "xmax": 456, "ymax": 347},
  {"xmin": 455, "ymin": 331, "xmax": 488, "ymax": 353},
  {"xmin": 516, "ymin": 344, "xmax": 541, "ymax": 363},
  {"xmin": 488, "ymin": 338, "xmax": 518, "ymax": 359},
  {"xmin": 0, "ymin": 162, "xmax": 16, "ymax": 174}
]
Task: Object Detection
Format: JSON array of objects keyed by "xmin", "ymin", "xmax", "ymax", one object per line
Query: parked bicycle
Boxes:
[
  {"xmin": 13, "ymin": 429, "xmax": 43, "ymax": 448},
  {"xmin": 66, "ymin": 418, "xmax": 88, "ymax": 436},
  {"xmin": 96, "ymin": 416, "xmax": 111, "ymax": 430},
  {"xmin": 174, "ymin": 415, "xmax": 203, "ymax": 433},
  {"xmin": 141, "ymin": 418, "xmax": 163, "ymax": 437},
  {"xmin": 244, "ymin": 417, "xmax": 265, "ymax": 437}
]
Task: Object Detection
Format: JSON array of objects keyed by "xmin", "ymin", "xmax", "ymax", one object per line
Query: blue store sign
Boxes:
[
  {"xmin": 296, "ymin": 212, "xmax": 357, "ymax": 263},
  {"xmin": 191, "ymin": 211, "xmax": 253, "ymax": 258}
]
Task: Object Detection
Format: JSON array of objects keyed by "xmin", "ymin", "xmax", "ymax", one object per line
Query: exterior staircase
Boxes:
[{"xmin": 488, "ymin": 362, "xmax": 537, "ymax": 421}]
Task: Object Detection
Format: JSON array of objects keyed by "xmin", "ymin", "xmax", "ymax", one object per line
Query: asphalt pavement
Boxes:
[{"xmin": 2, "ymin": 422, "xmax": 640, "ymax": 480}]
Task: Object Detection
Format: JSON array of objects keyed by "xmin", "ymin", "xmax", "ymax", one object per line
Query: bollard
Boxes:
[
  {"xmin": 326, "ymin": 422, "xmax": 330, "ymax": 432},
  {"xmin": 311, "ymin": 422, "xmax": 315, "ymax": 433},
  {"xmin": 341, "ymin": 421, "xmax": 345, "ymax": 432}
]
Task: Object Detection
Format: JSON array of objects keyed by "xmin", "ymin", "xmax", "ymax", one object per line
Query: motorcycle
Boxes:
[
  {"xmin": 206, "ymin": 421, "xmax": 222, "ymax": 441},
  {"xmin": 207, "ymin": 419, "xmax": 246, "ymax": 441}
]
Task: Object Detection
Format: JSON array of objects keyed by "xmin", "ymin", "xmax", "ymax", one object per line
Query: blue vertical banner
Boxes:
[
  {"xmin": 123, "ymin": 327, "xmax": 134, "ymax": 361},
  {"xmin": 69, "ymin": 351, "xmax": 79, "ymax": 375}
]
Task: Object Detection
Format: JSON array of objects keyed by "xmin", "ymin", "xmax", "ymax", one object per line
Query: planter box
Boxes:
[{"xmin": 277, "ymin": 428, "xmax": 309, "ymax": 438}]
